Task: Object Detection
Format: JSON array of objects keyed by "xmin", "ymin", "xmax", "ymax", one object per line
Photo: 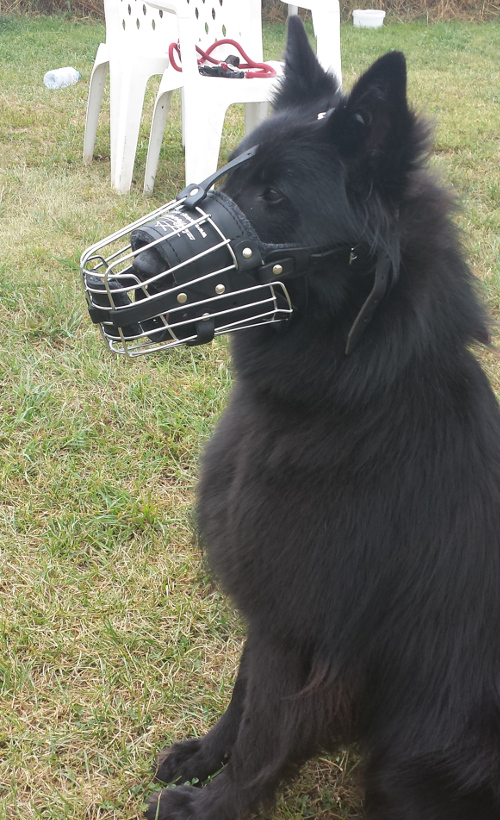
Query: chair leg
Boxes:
[
  {"xmin": 183, "ymin": 95, "xmax": 228, "ymax": 185},
  {"xmin": 109, "ymin": 67, "xmax": 151, "ymax": 194},
  {"xmin": 244, "ymin": 101, "xmax": 269, "ymax": 135},
  {"xmin": 143, "ymin": 88, "xmax": 175, "ymax": 194},
  {"xmin": 83, "ymin": 50, "xmax": 109, "ymax": 163},
  {"xmin": 181, "ymin": 87, "xmax": 186, "ymax": 149}
]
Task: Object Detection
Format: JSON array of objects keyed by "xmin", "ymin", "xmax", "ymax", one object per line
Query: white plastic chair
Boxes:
[
  {"xmin": 83, "ymin": 0, "xmax": 183, "ymax": 194},
  {"xmin": 282, "ymin": 0, "xmax": 342, "ymax": 83},
  {"xmin": 143, "ymin": 0, "xmax": 283, "ymax": 191}
]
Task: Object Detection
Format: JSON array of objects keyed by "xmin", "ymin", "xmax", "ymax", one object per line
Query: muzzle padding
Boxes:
[
  {"xmin": 130, "ymin": 192, "xmax": 263, "ymax": 286},
  {"xmin": 120, "ymin": 192, "xmax": 272, "ymax": 344}
]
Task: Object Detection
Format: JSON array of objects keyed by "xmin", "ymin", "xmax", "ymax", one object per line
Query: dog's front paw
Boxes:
[
  {"xmin": 144, "ymin": 784, "xmax": 197, "ymax": 820},
  {"xmin": 153, "ymin": 736, "xmax": 228, "ymax": 785},
  {"xmin": 153, "ymin": 738, "xmax": 204, "ymax": 784}
]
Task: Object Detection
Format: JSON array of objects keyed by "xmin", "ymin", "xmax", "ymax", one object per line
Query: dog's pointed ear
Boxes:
[
  {"xmin": 328, "ymin": 51, "xmax": 419, "ymax": 194},
  {"xmin": 273, "ymin": 15, "xmax": 339, "ymax": 111},
  {"xmin": 330, "ymin": 52, "xmax": 412, "ymax": 157}
]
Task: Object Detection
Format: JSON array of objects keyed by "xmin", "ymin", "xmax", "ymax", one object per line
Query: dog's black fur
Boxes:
[{"xmin": 145, "ymin": 17, "xmax": 500, "ymax": 820}]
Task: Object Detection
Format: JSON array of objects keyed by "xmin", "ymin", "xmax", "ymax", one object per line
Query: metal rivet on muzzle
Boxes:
[
  {"xmin": 272, "ymin": 264, "xmax": 283, "ymax": 275},
  {"xmin": 242, "ymin": 248, "xmax": 253, "ymax": 259},
  {"xmin": 215, "ymin": 284, "xmax": 226, "ymax": 294},
  {"xmin": 177, "ymin": 293, "xmax": 188, "ymax": 304}
]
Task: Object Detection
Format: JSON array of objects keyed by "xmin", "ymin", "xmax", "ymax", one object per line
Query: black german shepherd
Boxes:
[{"xmin": 145, "ymin": 16, "xmax": 500, "ymax": 820}]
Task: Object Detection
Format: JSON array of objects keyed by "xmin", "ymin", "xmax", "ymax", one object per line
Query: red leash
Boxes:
[{"xmin": 168, "ymin": 39, "xmax": 276, "ymax": 79}]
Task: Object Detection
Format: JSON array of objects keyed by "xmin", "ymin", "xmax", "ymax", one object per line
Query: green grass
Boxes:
[{"xmin": 0, "ymin": 14, "xmax": 499, "ymax": 820}]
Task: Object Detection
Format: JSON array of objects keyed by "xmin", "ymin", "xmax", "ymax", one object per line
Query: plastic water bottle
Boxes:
[{"xmin": 43, "ymin": 67, "xmax": 81, "ymax": 89}]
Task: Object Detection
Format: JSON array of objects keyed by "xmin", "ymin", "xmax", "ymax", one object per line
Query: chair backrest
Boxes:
[
  {"xmin": 174, "ymin": 0, "xmax": 265, "ymax": 68},
  {"xmin": 104, "ymin": 0, "xmax": 178, "ymax": 55}
]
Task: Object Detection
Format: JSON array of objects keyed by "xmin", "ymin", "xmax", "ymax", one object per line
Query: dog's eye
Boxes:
[{"xmin": 262, "ymin": 187, "xmax": 284, "ymax": 204}]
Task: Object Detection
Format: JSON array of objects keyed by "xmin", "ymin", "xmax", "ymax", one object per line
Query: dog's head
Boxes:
[
  {"xmin": 221, "ymin": 17, "xmax": 435, "ymax": 354},
  {"xmin": 224, "ymin": 17, "xmax": 425, "ymax": 247}
]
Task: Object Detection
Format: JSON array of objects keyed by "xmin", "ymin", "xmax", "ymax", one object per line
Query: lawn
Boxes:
[{"xmin": 0, "ymin": 13, "xmax": 499, "ymax": 820}]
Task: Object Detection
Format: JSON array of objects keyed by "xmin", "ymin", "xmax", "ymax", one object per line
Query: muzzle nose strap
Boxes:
[{"xmin": 186, "ymin": 317, "xmax": 216, "ymax": 346}]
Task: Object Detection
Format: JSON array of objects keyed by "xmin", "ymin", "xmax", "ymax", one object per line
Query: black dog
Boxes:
[{"xmin": 145, "ymin": 17, "xmax": 500, "ymax": 820}]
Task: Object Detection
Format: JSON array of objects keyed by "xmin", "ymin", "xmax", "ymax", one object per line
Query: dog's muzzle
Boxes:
[
  {"xmin": 81, "ymin": 148, "xmax": 296, "ymax": 357},
  {"xmin": 81, "ymin": 146, "xmax": 396, "ymax": 357}
]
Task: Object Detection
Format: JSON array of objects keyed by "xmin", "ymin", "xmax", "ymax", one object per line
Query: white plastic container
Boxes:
[
  {"xmin": 353, "ymin": 9, "xmax": 386, "ymax": 27},
  {"xmin": 43, "ymin": 67, "xmax": 81, "ymax": 89}
]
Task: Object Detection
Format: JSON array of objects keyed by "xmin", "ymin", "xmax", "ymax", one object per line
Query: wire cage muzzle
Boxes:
[{"xmin": 81, "ymin": 191, "xmax": 293, "ymax": 357}]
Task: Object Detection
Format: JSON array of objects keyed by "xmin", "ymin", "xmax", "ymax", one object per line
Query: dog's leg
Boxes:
[
  {"xmin": 144, "ymin": 635, "xmax": 319, "ymax": 820},
  {"xmin": 364, "ymin": 753, "xmax": 500, "ymax": 820},
  {"xmin": 152, "ymin": 643, "xmax": 249, "ymax": 786}
]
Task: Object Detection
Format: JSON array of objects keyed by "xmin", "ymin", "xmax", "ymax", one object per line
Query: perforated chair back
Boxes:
[
  {"xmin": 144, "ymin": 0, "xmax": 283, "ymax": 191},
  {"xmin": 83, "ymin": 0, "xmax": 183, "ymax": 193}
]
